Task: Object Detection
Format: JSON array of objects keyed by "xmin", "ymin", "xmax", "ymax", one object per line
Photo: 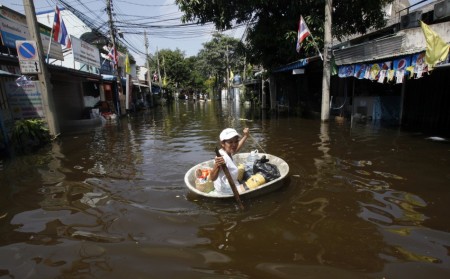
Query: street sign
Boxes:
[
  {"xmin": 16, "ymin": 41, "xmax": 39, "ymax": 61},
  {"xmin": 18, "ymin": 61, "xmax": 41, "ymax": 74},
  {"xmin": 15, "ymin": 40, "xmax": 42, "ymax": 74}
]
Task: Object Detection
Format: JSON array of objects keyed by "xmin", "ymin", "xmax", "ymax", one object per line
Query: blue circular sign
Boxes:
[{"xmin": 18, "ymin": 42, "xmax": 36, "ymax": 59}]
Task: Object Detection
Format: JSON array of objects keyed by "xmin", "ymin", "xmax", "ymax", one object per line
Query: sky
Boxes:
[
  {"xmin": 1, "ymin": 0, "xmax": 245, "ymax": 65},
  {"xmin": 1, "ymin": 0, "xmax": 434, "ymax": 65}
]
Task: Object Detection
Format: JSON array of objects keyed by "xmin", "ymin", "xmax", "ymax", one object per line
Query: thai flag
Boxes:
[
  {"xmin": 53, "ymin": 6, "xmax": 71, "ymax": 48},
  {"xmin": 296, "ymin": 16, "xmax": 310, "ymax": 53},
  {"xmin": 108, "ymin": 46, "xmax": 118, "ymax": 65}
]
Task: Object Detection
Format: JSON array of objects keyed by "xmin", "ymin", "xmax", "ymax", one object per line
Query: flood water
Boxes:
[{"xmin": 1, "ymin": 98, "xmax": 450, "ymax": 278}]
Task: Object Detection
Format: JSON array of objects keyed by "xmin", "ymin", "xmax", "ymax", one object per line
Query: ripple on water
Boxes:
[{"xmin": 359, "ymin": 190, "xmax": 427, "ymax": 227}]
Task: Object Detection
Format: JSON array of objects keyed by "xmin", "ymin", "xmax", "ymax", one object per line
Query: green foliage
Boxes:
[
  {"xmin": 149, "ymin": 53, "xmax": 207, "ymax": 92},
  {"xmin": 197, "ymin": 33, "xmax": 244, "ymax": 75},
  {"xmin": 176, "ymin": 0, "xmax": 394, "ymax": 69},
  {"xmin": 148, "ymin": 33, "xmax": 247, "ymax": 93},
  {"xmin": 196, "ymin": 33, "xmax": 245, "ymax": 91},
  {"xmin": 12, "ymin": 119, "xmax": 51, "ymax": 154},
  {"xmin": 204, "ymin": 76, "xmax": 217, "ymax": 94}
]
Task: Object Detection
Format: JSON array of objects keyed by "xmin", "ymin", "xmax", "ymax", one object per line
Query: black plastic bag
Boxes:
[
  {"xmin": 253, "ymin": 155, "xmax": 280, "ymax": 182},
  {"xmin": 242, "ymin": 169, "xmax": 253, "ymax": 181}
]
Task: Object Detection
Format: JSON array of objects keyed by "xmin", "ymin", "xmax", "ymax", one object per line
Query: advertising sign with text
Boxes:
[{"xmin": 0, "ymin": 6, "xmax": 64, "ymax": 60}]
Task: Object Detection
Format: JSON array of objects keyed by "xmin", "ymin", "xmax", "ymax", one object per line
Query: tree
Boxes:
[
  {"xmin": 175, "ymin": 0, "xmax": 394, "ymax": 69},
  {"xmin": 196, "ymin": 33, "xmax": 245, "ymax": 93},
  {"xmin": 146, "ymin": 48, "xmax": 211, "ymax": 93},
  {"xmin": 185, "ymin": 56, "xmax": 206, "ymax": 92},
  {"xmin": 149, "ymin": 48, "xmax": 191, "ymax": 90}
]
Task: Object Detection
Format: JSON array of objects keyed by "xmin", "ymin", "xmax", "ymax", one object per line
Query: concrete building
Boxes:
[{"xmin": 272, "ymin": 0, "xmax": 450, "ymax": 135}]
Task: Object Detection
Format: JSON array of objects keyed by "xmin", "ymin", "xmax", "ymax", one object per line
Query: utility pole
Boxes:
[
  {"xmin": 106, "ymin": 0, "xmax": 123, "ymax": 114},
  {"xmin": 144, "ymin": 30, "xmax": 153, "ymax": 107},
  {"xmin": 106, "ymin": 0, "xmax": 117, "ymax": 73},
  {"xmin": 226, "ymin": 45, "xmax": 230, "ymax": 99},
  {"xmin": 261, "ymin": 68, "xmax": 266, "ymax": 109},
  {"xmin": 156, "ymin": 47, "xmax": 162, "ymax": 88},
  {"xmin": 23, "ymin": 0, "xmax": 59, "ymax": 136},
  {"xmin": 321, "ymin": 0, "xmax": 332, "ymax": 122}
]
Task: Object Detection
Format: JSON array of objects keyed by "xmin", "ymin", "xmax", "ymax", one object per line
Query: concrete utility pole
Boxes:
[
  {"xmin": 107, "ymin": 0, "xmax": 117, "ymax": 73},
  {"xmin": 144, "ymin": 30, "xmax": 153, "ymax": 107},
  {"xmin": 23, "ymin": 0, "xmax": 59, "ymax": 136},
  {"xmin": 156, "ymin": 47, "xmax": 162, "ymax": 88},
  {"xmin": 321, "ymin": 0, "xmax": 332, "ymax": 122},
  {"xmin": 261, "ymin": 70, "xmax": 266, "ymax": 109},
  {"xmin": 226, "ymin": 45, "xmax": 230, "ymax": 99},
  {"xmin": 106, "ymin": 0, "xmax": 124, "ymax": 115}
]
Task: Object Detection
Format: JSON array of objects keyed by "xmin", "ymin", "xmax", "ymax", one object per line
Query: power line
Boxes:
[{"xmin": 31, "ymin": 0, "xmax": 243, "ymax": 60}]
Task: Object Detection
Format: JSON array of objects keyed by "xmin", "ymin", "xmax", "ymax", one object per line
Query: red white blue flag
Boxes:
[
  {"xmin": 108, "ymin": 46, "xmax": 118, "ymax": 65},
  {"xmin": 53, "ymin": 6, "xmax": 71, "ymax": 48},
  {"xmin": 296, "ymin": 16, "xmax": 310, "ymax": 53}
]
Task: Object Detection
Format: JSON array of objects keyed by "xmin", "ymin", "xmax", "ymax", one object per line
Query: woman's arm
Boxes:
[
  {"xmin": 209, "ymin": 156, "xmax": 224, "ymax": 181},
  {"xmin": 236, "ymin": 128, "xmax": 249, "ymax": 153}
]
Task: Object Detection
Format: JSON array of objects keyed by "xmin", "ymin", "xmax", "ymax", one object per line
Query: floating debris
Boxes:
[
  {"xmin": 373, "ymin": 171, "xmax": 405, "ymax": 180},
  {"xmin": 239, "ymin": 118, "xmax": 253, "ymax": 122},
  {"xmin": 425, "ymin": 136, "xmax": 447, "ymax": 142},
  {"xmin": 71, "ymin": 230, "xmax": 124, "ymax": 243}
]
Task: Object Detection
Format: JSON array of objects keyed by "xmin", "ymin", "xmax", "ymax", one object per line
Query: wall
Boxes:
[{"xmin": 401, "ymin": 21, "xmax": 450, "ymax": 54}]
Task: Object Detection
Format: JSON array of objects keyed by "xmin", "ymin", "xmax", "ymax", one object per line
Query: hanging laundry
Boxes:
[
  {"xmin": 406, "ymin": 66, "xmax": 415, "ymax": 79},
  {"xmin": 378, "ymin": 70, "xmax": 387, "ymax": 83},
  {"xmin": 354, "ymin": 64, "xmax": 367, "ymax": 79},
  {"xmin": 370, "ymin": 63, "xmax": 381, "ymax": 80},
  {"xmin": 338, "ymin": 65, "xmax": 355, "ymax": 78},
  {"xmin": 411, "ymin": 52, "xmax": 428, "ymax": 78},
  {"xmin": 396, "ymin": 69, "xmax": 405, "ymax": 83},
  {"xmin": 387, "ymin": 70, "xmax": 395, "ymax": 82},
  {"xmin": 393, "ymin": 57, "xmax": 410, "ymax": 71}
]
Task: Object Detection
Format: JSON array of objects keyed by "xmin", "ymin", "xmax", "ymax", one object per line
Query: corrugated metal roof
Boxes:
[{"xmin": 333, "ymin": 35, "xmax": 405, "ymax": 65}]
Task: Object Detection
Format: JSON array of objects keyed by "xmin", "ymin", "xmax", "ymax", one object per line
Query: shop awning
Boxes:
[
  {"xmin": 0, "ymin": 70, "xmax": 20, "ymax": 77},
  {"xmin": 273, "ymin": 55, "xmax": 322, "ymax": 73},
  {"xmin": 273, "ymin": 58, "xmax": 309, "ymax": 73}
]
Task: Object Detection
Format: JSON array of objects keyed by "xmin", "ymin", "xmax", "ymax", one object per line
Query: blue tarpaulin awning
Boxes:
[
  {"xmin": 273, "ymin": 55, "xmax": 323, "ymax": 73},
  {"xmin": 273, "ymin": 58, "xmax": 309, "ymax": 73}
]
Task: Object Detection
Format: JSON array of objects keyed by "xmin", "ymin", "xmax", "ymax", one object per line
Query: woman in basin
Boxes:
[{"xmin": 210, "ymin": 128, "xmax": 250, "ymax": 194}]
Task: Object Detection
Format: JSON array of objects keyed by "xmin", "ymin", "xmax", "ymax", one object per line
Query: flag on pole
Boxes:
[
  {"xmin": 125, "ymin": 53, "xmax": 131, "ymax": 74},
  {"xmin": 52, "ymin": 6, "xmax": 71, "ymax": 48},
  {"xmin": 107, "ymin": 46, "xmax": 118, "ymax": 65},
  {"xmin": 420, "ymin": 21, "xmax": 449, "ymax": 68},
  {"xmin": 296, "ymin": 16, "xmax": 311, "ymax": 53}
]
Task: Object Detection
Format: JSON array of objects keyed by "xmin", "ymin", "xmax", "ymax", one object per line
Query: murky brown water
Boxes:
[{"xmin": 1, "ymin": 99, "xmax": 450, "ymax": 278}]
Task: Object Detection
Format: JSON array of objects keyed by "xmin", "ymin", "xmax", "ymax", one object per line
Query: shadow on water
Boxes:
[{"xmin": 0, "ymin": 99, "xmax": 449, "ymax": 278}]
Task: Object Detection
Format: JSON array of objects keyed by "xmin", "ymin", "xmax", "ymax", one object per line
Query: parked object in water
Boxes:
[{"xmin": 184, "ymin": 153, "xmax": 289, "ymax": 199}]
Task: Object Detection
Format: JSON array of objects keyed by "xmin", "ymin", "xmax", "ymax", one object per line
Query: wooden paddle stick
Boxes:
[{"xmin": 215, "ymin": 147, "xmax": 244, "ymax": 210}]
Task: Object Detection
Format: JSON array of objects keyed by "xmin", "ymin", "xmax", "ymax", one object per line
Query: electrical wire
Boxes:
[{"xmin": 22, "ymin": 0, "xmax": 246, "ymax": 62}]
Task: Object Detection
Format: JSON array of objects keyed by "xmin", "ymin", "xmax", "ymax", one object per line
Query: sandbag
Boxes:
[
  {"xmin": 244, "ymin": 173, "xmax": 266, "ymax": 189},
  {"xmin": 253, "ymin": 155, "xmax": 280, "ymax": 182},
  {"xmin": 237, "ymin": 163, "xmax": 245, "ymax": 182}
]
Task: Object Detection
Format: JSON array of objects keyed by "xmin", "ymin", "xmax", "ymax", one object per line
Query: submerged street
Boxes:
[{"xmin": 1, "ymin": 99, "xmax": 449, "ymax": 278}]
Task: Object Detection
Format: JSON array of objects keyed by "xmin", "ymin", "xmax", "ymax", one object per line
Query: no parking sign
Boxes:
[{"xmin": 15, "ymin": 40, "xmax": 41, "ymax": 74}]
